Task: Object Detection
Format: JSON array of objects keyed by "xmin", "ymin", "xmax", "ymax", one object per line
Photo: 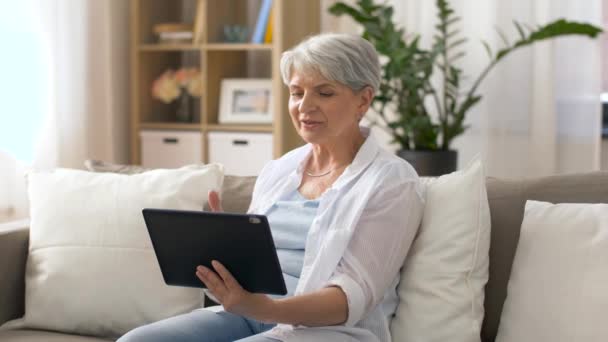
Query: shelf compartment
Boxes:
[
  {"xmin": 137, "ymin": 50, "xmax": 202, "ymax": 123},
  {"xmin": 205, "ymin": 0, "xmax": 254, "ymax": 44},
  {"xmin": 204, "ymin": 50, "xmax": 272, "ymax": 126},
  {"xmin": 136, "ymin": 0, "xmax": 199, "ymax": 45}
]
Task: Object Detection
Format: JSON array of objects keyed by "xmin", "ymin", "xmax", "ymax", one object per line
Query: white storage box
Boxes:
[
  {"xmin": 140, "ymin": 130, "xmax": 202, "ymax": 168},
  {"xmin": 208, "ymin": 132, "xmax": 273, "ymax": 176}
]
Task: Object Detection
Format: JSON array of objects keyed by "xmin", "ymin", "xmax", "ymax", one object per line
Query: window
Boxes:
[{"xmin": 0, "ymin": 1, "xmax": 47, "ymax": 163}]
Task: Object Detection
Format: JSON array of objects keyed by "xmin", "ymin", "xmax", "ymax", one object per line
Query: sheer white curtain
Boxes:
[
  {"xmin": 0, "ymin": 0, "xmax": 130, "ymax": 220},
  {"xmin": 322, "ymin": 0, "xmax": 603, "ymax": 177},
  {"xmin": 36, "ymin": 0, "xmax": 130, "ymax": 169}
]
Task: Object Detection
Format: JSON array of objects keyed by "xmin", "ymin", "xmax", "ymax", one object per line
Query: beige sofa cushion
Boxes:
[
  {"xmin": 392, "ymin": 160, "xmax": 490, "ymax": 342},
  {"xmin": 4, "ymin": 166, "xmax": 224, "ymax": 338},
  {"xmin": 496, "ymin": 200, "xmax": 608, "ymax": 342},
  {"xmin": 482, "ymin": 171, "xmax": 608, "ymax": 342}
]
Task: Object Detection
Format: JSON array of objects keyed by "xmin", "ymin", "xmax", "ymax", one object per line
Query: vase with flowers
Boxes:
[{"xmin": 152, "ymin": 67, "xmax": 202, "ymax": 123}]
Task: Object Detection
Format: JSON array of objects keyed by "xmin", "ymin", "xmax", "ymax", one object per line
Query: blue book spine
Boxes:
[{"xmin": 251, "ymin": 0, "xmax": 273, "ymax": 43}]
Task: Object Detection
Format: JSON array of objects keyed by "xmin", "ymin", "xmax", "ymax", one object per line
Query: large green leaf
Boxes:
[
  {"xmin": 496, "ymin": 19, "xmax": 603, "ymax": 61},
  {"xmin": 329, "ymin": 1, "xmax": 603, "ymax": 151}
]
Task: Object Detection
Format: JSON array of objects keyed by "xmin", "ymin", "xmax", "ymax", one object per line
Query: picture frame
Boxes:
[{"xmin": 219, "ymin": 79, "xmax": 273, "ymax": 124}]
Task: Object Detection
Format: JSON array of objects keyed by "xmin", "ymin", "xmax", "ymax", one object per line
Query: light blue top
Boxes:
[{"xmin": 265, "ymin": 189, "xmax": 319, "ymax": 296}]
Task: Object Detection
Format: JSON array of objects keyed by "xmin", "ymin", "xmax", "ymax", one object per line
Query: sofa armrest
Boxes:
[{"xmin": 0, "ymin": 221, "xmax": 29, "ymax": 326}]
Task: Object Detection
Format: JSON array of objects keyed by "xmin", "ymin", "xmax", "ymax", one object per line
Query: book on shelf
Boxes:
[
  {"xmin": 152, "ymin": 22, "xmax": 194, "ymax": 44},
  {"xmin": 264, "ymin": 7, "xmax": 273, "ymax": 43},
  {"xmin": 193, "ymin": 0, "xmax": 205, "ymax": 44},
  {"xmin": 158, "ymin": 31, "xmax": 193, "ymax": 43},
  {"xmin": 251, "ymin": 0, "xmax": 273, "ymax": 44},
  {"xmin": 153, "ymin": 23, "xmax": 192, "ymax": 35}
]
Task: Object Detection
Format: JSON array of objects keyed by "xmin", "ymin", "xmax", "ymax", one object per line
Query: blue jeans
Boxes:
[{"xmin": 117, "ymin": 308, "xmax": 277, "ymax": 342}]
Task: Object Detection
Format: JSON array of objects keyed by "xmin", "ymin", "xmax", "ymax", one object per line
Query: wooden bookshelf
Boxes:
[{"xmin": 130, "ymin": 0, "xmax": 320, "ymax": 164}]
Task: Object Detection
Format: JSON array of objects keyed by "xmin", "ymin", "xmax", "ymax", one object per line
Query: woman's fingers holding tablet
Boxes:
[
  {"xmin": 211, "ymin": 260, "xmax": 242, "ymax": 291},
  {"xmin": 196, "ymin": 265, "xmax": 227, "ymax": 299},
  {"xmin": 199, "ymin": 261, "xmax": 273, "ymax": 321}
]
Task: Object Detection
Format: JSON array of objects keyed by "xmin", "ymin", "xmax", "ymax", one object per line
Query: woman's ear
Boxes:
[{"xmin": 358, "ymin": 86, "xmax": 374, "ymax": 113}]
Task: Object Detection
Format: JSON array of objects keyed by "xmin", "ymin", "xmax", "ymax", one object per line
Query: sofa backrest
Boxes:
[
  {"xmin": 482, "ymin": 171, "xmax": 608, "ymax": 341},
  {"xmin": 206, "ymin": 175, "xmax": 257, "ymax": 213},
  {"xmin": 220, "ymin": 171, "xmax": 608, "ymax": 342}
]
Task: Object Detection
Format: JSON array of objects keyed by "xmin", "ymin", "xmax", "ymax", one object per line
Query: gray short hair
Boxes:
[{"xmin": 280, "ymin": 33, "xmax": 381, "ymax": 93}]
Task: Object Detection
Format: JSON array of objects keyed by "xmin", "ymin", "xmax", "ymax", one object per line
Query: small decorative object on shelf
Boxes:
[
  {"xmin": 153, "ymin": 23, "xmax": 193, "ymax": 44},
  {"xmin": 222, "ymin": 25, "xmax": 249, "ymax": 43},
  {"xmin": 152, "ymin": 68, "xmax": 202, "ymax": 122},
  {"xmin": 219, "ymin": 78, "xmax": 273, "ymax": 124}
]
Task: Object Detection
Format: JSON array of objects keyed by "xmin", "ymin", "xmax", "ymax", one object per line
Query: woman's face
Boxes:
[{"xmin": 287, "ymin": 70, "xmax": 372, "ymax": 145}]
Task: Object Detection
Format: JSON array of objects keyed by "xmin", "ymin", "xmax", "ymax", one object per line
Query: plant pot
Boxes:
[{"xmin": 397, "ymin": 149, "xmax": 457, "ymax": 177}]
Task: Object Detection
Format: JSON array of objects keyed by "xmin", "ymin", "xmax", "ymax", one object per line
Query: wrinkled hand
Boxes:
[
  {"xmin": 208, "ymin": 190, "xmax": 224, "ymax": 212},
  {"xmin": 196, "ymin": 260, "xmax": 273, "ymax": 321}
]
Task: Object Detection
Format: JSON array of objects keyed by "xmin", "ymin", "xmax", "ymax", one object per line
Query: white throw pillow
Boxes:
[
  {"xmin": 1, "ymin": 164, "xmax": 224, "ymax": 338},
  {"xmin": 391, "ymin": 159, "xmax": 490, "ymax": 342},
  {"xmin": 496, "ymin": 200, "xmax": 608, "ymax": 342}
]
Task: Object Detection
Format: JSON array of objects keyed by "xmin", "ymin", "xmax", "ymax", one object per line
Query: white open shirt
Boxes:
[{"xmin": 248, "ymin": 128, "xmax": 425, "ymax": 342}]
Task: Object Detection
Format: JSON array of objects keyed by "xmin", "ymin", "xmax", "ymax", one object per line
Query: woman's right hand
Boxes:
[{"xmin": 208, "ymin": 190, "xmax": 224, "ymax": 212}]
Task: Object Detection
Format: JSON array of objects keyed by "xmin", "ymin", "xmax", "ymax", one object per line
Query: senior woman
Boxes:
[{"xmin": 119, "ymin": 33, "xmax": 425, "ymax": 342}]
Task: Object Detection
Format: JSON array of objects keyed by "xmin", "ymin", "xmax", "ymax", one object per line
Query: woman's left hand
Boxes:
[{"xmin": 196, "ymin": 260, "xmax": 275, "ymax": 322}]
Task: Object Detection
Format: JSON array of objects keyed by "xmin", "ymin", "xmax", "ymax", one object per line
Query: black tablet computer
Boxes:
[{"xmin": 142, "ymin": 208, "xmax": 287, "ymax": 295}]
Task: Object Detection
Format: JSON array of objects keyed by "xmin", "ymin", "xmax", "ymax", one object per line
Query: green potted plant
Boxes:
[{"xmin": 329, "ymin": 0, "xmax": 602, "ymax": 176}]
